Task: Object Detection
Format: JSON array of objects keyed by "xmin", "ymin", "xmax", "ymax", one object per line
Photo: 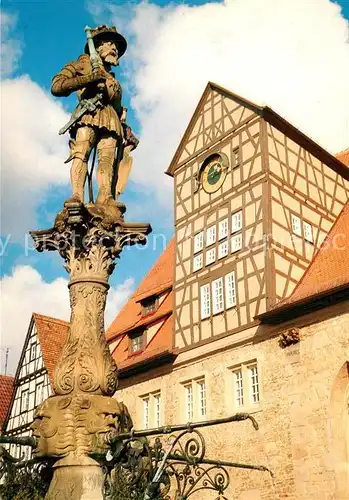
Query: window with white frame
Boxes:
[
  {"xmin": 194, "ymin": 232, "xmax": 204, "ymax": 253},
  {"xmin": 143, "ymin": 396, "xmax": 150, "ymax": 429},
  {"xmin": 291, "ymin": 214, "xmax": 302, "ymax": 236},
  {"xmin": 231, "ymin": 210, "xmax": 242, "ymax": 233},
  {"xmin": 206, "ymin": 226, "xmax": 216, "ymax": 246},
  {"xmin": 205, "ymin": 247, "xmax": 216, "ymax": 265},
  {"xmin": 200, "ymin": 284, "xmax": 211, "ymax": 319},
  {"xmin": 141, "ymin": 391, "xmax": 161, "ymax": 429},
  {"xmin": 193, "ymin": 253, "xmax": 203, "ymax": 272},
  {"xmin": 212, "ymin": 278, "xmax": 224, "ymax": 315},
  {"xmin": 231, "ymin": 234, "xmax": 242, "ymax": 253},
  {"xmin": 225, "ymin": 272, "xmax": 237, "ymax": 309},
  {"xmin": 153, "ymin": 393, "xmax": 161, "ymax": 427},
  {"xmin": 218, "ymin": 240, "xmax": 229, "ymax": 259},
  {"xmin": 218, "ymin": 218, "xmax": 229, "ymax": 240},
  {"xmin": 303, "ymin": 222, "xmax": 313, "ymax": 243},
  {"xmin": 30, "ymin": 343, "xmax": 37, "ymax": 361},
  {"xmin": 233, "ymin": 147, "xmax": 240, "ymax": 167},
  {"xmin": 183, "ymin": 378, "xmax": 207, "ymax": 421},
  {"xmin": 231, "ymin": 361, "xmax": 260, "ymax": 410},
  {"xmin": 200, "ymin": 271, "xmax": 237, "ymax": 319},
  {"xmin": 21, "ymin": 390, "xmax": 29, "ymax": 413}
]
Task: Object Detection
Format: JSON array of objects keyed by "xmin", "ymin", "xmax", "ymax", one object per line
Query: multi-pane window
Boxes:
[
  {"xmin": 231, "ymin": 362, "xmax": 260, "ymax": 409},
  {"xmin": 198, "ymin": 379, "xmax": 207, "ymax": 417},
  {"xmin": 141, "ymin": 391, "xmax": 162, "ymax": 429},
  {"xmin": 225, "ymin": 272, "xmax": 237, "ymax": 309},
  {"xmin": 206, "ymin": 226, "xmax": 216, "ymax": 246},
  {"xmin": 193, "ymin": 254, "xmax": 203, "ymax": 272},
  {"xmin": 249, "ymin": 365, "xmax": 260, "ymax": 404},
  {"xmin": 185, "ymin": 384, "xmax": 193, "ymax": 421},
  {"xmin": 30, "ymin": 343, "xmax": 36, "ymax": 361},
  {"xmin": 194, "ymin": 232, "xmax": 204, "ymax": 253},
  {"xmin": 143, "ymin": 397, "xmax": 150, "ymax": 429},
  {"xmin": 154, "ymin": 393, "xmax": 161, "ymax": 427},
  {"xmin": 184, "ymin": 378, "xmax": 207, "ymax": 421},
  {"xmin": 231, "ymin": 234, "xmax": 242, "ymax": 253},
  {"xmin": 200, "ymin": 284, "xmax": 211, "ymax": 319},
  {"xmin": 218, "ymin": 241, "xmax": 229, "ymax": 259},
  {"xmin": 218, "ymin": 218, "xmax": 229, "ymax": 240},
  {"xmin": 233, "ymin": 369, "xmax": 244, "ymax": 407},
  {"xmin": 205, "ymin": 247, "xmax": 216, "ymax": 265},
  {"xmin": 36, "ymin": 382, "xmax": 44, "ymax": 405},
  {"xmin": 142, "ymin": 297, "xmax": 157, "ymax": 316},
  {"xmin": 291, "ymin": 214, "xmax": 302, "ymax": 236},
  {"xmin": 21, "ymin": 390, "xmax": 29, "ymax": 413},
  {"xmin": 232, "ymin": 211, "xmax": 243, "ymax": 233},
  {"xmin": 131, "ymin": 333, "xmax": 144, "ymax": 353},
  {"xmin": 303, "ymin": 222, "xmax": 313, "ymax": 243},
  {"xmin": 212, "ymin": 278, "xmax": 224, "ymax": 315},
  {"xmin": 200, "ymin": 271, "xmax": 237, "ymax": 319}
]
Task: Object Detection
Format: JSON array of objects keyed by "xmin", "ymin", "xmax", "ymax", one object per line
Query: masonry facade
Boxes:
[{"xmin": 107, "ymin": 83, "xmax": 349, "ymax": 500}]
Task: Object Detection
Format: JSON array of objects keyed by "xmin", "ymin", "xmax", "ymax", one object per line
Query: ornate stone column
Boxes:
[{"xmin": 30, "ymin": 200, "xmax": 151, "ymax": 500}]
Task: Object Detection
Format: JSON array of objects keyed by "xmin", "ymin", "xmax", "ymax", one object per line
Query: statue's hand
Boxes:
[{"xmin": 88, "ymin": 68, "xmax": 107, "ymax": 84}]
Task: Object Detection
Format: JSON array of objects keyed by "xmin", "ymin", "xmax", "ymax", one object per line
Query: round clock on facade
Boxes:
[{"xmin": 200, "ymin": 154, "xmax": 228, "ymax": 194}]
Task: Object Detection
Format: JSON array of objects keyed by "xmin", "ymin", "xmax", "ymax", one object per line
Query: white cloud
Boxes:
[
  {"xmin": 92, "ymin": 0, "xmax": 349, "ymax": 210},
  {"xmin": 0, "ymin": 76, "xmax": 70, "ymax": 238},
  {"xmin": 0, "ymin": 265, "xmax": 134, "ymax": 375},
  {"xmin": 0, "ymin": 10, "xmax": 22, "ymax": 77}
]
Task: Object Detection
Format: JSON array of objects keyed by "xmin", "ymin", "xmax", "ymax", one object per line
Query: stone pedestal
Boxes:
[{"xmin": 30, "ymin": 200, "xmax": 151, "ymax": 499}]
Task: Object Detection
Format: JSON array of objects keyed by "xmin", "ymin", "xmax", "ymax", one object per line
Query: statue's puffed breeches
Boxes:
[{"xmin": 69, "ymin": 126, "xmax": 117, "ymax": 204}]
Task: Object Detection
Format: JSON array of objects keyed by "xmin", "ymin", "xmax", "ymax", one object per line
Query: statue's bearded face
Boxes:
[{"xmin": 97, "ymin": 40, "xmax": 119, "ymax": 66}]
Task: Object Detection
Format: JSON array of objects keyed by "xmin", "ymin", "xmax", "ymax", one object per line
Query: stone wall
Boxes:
[{"xmin": 116, "ymin": 301, "xmax": 349, "ymax": 500}]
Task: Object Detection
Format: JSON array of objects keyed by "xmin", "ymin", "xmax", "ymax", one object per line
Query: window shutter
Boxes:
[
  {"xmin": 194, "ymin": 232, "xmax": 204, "ymax": 253},
  {"xmin": 291, "ymin": 214, "xmax": 302, "ymax": 236},
  {"xmin": 212, "ymin": 277, "xmax": 224, "ymax": 315},
  {"xmin": 225, "ymin": 271, "xmax": 237, "ymax": 308},
  {"xmin": 218, "ymin": 218, "xmax": 229, "ymax": 240},
  {"xmin": 200, "ymin": 284, "xmax": 211, "ymax": 319},
  {"xmin": 232, "ymin": 211, "xmax": 242, "ymax": 233}
]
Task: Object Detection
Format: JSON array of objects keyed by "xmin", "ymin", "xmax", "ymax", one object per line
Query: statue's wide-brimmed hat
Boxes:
[{"xmin": 85, "ymin": 25, "xmax": 127, "ymax": 57}]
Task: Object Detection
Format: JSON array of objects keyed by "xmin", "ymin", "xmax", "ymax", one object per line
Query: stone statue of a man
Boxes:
[{"xmin": 51, "ymin": 25, "xmax": 138, "ymax": 208}]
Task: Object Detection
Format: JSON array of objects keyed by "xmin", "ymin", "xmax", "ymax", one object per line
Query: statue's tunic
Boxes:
[{"xmin": 51, "ymin": 54, "xmax": 123, "ymax": 137}]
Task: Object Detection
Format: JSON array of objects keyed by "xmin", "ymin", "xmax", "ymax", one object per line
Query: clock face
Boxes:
[{"xmin": 201, "ymin": 159, "xmax": 227, "ymax": 193}]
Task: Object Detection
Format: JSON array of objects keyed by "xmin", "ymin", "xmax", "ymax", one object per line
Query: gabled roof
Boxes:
[
  {"xmin": 166, "ymin": 82, "xmax": 349, "ymax": 182},
  {"xmin": 258, "ymin": 199, "xmax": 349, "ymax": 323},
  {"xmin": 33, "ymin": 313, "xmax": 69, "ymax": 385},
  {"xmin": 0, "ymin": 375, "xmax": 14, "ymax": 431},
  {"xmin": 106, "ymin": 239, "xmax": 174, "ymax": 341}
]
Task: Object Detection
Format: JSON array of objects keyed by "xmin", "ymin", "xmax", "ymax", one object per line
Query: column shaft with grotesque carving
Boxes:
[{"xmin": 30, "ymin": 200, "xmax": 151, "ymax": 500}]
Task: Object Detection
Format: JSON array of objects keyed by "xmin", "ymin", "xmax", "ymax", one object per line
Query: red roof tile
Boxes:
[
  {"xmin": 0, "ymin": 375, "xmax": 14, "ymax": 431},
  {"xmin": 106, "ymin": 239, "xmax": 174, "ymax": 341},
  {"xmin": 33, "ymin": 313, "xmax": 69, "ymax": 386},
  {"xmin": 336, "ymin": 149, "xmax": 349, "ymax": 167},
  {"xmin": 271, "ymin": 201, "xmax": 349, "ymax": 310}
]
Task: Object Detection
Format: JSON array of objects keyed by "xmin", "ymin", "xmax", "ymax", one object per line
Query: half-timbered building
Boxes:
[
  {"xmin": 107, "ymin": 83, "xmax": 349, "ymax": 500},
  {"xmin": 2, "ymin": 313, "xmax": 68, "ymax": 459}
]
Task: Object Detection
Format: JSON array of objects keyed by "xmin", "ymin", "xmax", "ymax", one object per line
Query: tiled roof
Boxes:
[
  {"xmin": 112, "ymin": 314, "xmax": 174, "ymax": 374},
  {"xmin": 107, "ymin": 239, "xmax": 175, "ymax": 372},
  {"xmin": 0, "ymin": 375, "xmax": 14, "ymax": 430},
  {"xmin": 336, "ymin": 149, "xmax": 349, "ymax": 167},
  {"xmin": 33, "ymin": 313, "xmax": 69, "ymax": 386},
  {"xmin": 106, "ymin": 239, "xmax": 174, "ymax": 341}
]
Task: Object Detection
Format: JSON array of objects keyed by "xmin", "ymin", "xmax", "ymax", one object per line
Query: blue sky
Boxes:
[{"xmin": 1, "ymin": 0, "xmax": 349, "ymax": 373}]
